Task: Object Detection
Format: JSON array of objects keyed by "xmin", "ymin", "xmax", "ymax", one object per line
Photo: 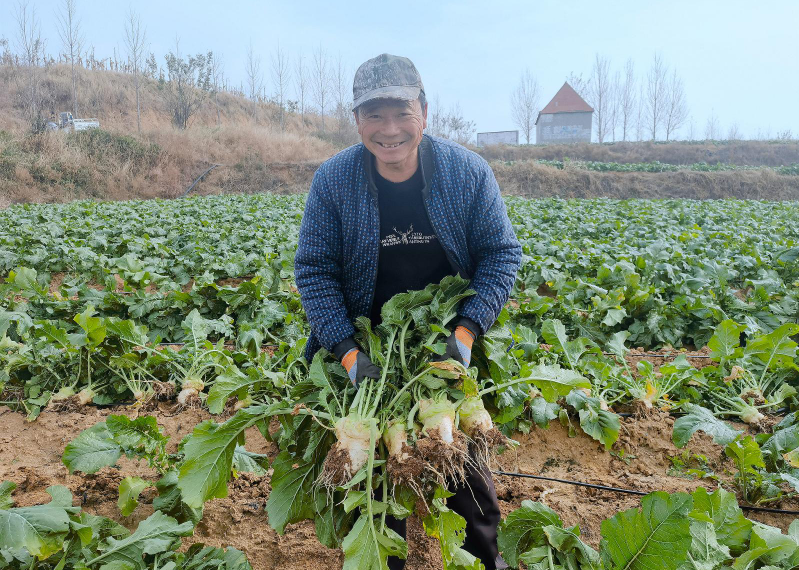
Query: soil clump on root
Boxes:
[
  {"xmin": 46, "ymin": 394, "xmax": 84, "ymax": 413},
  {"xmin": 387, "ymin": 443, "xmax": 428, "ymax": 497},
  {"xmin": 319, "ymin": 444, "xmax": 354, "ymax": 488},
  {"xmin": 415, "ymin": 427, "xmax": 470, "ymax": 486}
]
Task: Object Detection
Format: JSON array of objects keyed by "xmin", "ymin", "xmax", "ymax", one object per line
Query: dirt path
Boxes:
[{"xmin": 1, "ymin": 405, "xmax": 797, "ymax": 569}]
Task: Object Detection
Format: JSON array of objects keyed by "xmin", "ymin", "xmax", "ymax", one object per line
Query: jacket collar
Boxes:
[{"xmin": 361, "ymin": 135, "xmax": 434, "ymax": 199}]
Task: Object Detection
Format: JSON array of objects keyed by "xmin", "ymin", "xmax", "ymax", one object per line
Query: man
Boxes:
[{"xmin": 295, "ymin": 53, "xmax": 521, "ymax": 570}]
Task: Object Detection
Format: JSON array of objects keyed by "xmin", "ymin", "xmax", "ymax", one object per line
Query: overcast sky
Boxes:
[{"xmin": 2, "ymin": 0, "xmax": 798, "ymax": 141}]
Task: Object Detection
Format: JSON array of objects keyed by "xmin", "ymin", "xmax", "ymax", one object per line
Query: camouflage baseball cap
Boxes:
[{"xmin": 352, "ymin": 54, "xmax": 425, "ymax": 111}]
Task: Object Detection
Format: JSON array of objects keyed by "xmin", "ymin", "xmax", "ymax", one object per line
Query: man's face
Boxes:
[{"xmin": 355, "ymin": 99, "xmax": 428, "ymax": 172}]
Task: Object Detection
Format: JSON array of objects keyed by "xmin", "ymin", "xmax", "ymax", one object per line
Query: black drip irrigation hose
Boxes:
[
  {"xmin": 492, "ymin": 470, "xmax": 799, "ymax": 516},
  {"xmin": 153, "ymin": 342, "xmax": 279, "ymax": 349},
  {"xmin": 603, "ymin": 351, "xmax": 713, "ymax": 359},
  {"xmin": 182, "ymin": 164, "xmax": 220, "ymax": 197},
  {"xmin": 612, "ymin": 407, "xmax": 786, "ymax": 418}
]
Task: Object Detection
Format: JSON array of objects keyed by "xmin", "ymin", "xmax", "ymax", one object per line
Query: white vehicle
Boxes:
[{"xmin": 48, "ymin": 112, "xmax": 100, "ymax": 132}]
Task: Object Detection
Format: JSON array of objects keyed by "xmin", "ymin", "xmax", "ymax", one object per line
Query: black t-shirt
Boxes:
[{"xmin": 369, "ymin": 158, "xmax": 454, "ymax": 324}]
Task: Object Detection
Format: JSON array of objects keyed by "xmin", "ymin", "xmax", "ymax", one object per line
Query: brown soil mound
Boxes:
[{"xmin": 1, "ymin": 405, "xmax": 797, "ymax": 569}]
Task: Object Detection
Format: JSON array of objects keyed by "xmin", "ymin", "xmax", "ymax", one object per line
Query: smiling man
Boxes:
[{"xmin": 295, "ymin": 53, "xmax": 521, "ymax": 570}]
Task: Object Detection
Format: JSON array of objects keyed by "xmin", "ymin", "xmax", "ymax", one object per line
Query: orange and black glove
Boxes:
[
  {"xmin": 335, "ymin": 339, "xmax": 380, "ymax": 389},
  {"xmin": 433, "ymin": 317, "xmax": 480, "ymax": 367}
]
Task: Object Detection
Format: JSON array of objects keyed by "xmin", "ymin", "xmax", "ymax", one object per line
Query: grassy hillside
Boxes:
[
  {"xmin": 1, "ymin": 64, "xmax": 798, "ymax": 205},
  {"xmin": 0, "ymin": 63, "xmax": 344, "ymax": 203}
]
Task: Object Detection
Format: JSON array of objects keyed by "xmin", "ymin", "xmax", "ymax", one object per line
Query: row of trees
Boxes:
[
  {"xmin": 511, "ymin": 53, "xmax": 689, "ymax": 144},
  {"xmin": 2, "ymin": 1, "xmax": 479, "ymax": 147},
  {"xmin": 244, "ymin": 41, "xmax": 355, "ymax": 139},
  {"xmin": 0, "ymin": 1, "xmax": 357, "ymax": 140},
  {"xmin": 509, "ymin": 54, "xmax": 793, "ymax": 144},
  {"xmin": 1, "ymin": 1, "xmax": 211, "ymax": 132},
  {"xmin": 7, "ymin": 2, "xmax": 788, "ymax": 145}
]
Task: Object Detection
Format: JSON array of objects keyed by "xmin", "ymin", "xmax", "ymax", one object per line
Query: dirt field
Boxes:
[{"xmin": 2, "ymin": 398, "xmax": 797, "ymax": 569}]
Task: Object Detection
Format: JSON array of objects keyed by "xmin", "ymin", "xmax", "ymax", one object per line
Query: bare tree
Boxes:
[
  {"xmin": 426, "ymin": 97, "xmax": 474, "ymax": 144},
  {"xmin": 608, "ymin": 69, "xmax": 621, "ymax": 142},
  {"xmin": 443, "ymin": 103, "xmax": 475, "ymax": 145},
  {"xmin": 727, "ymin": 122, "xmax": 741, "ymax": 141},
  {"xmin": 14, "ymin": 0, "xmax": 47, "ymax": 131},
  {"xmin": 589, "ymin": 54, "xmax": 613, "ymax": 143},
  {"xmin": 704, "ymin": 109, "xmax": 719, "ymax": 140},
  {"xmin": 510, "ymin": 68, "xmax": 540, "ymax": 144},
  {"xmin": 159, "ymin": 41, "xmax": 213, "ymax": 129},
  {"xmin": 123, "ymin": 9, "xmax": 146, "ymax": 135},
  {"xmin": 663, "ymin": 68, "xmax": 688, "ymax": 141},
  {"xmin": 293, "ymin": 54, "xmax": 308, "ymax": 123},
  {"xmin": 245, "ymin": 40, "xmax": 262, "ymax": 122},
  {"xmin": 644, "ymin": 53, "xmax": 668, "ymax": 140},
  {"xmin": 618, "ymin": 59, "xmax": 636, "ymax": 141},
  {"xmin": 687, "ymin": 117, "xmax": 696, "ymax": 140},
  {"xmin": 311, "ymin": 44, "xmax": 330, "ymax": 132},
  {"xmin": 56, "ymin": 0, "xmax": 84, "ymax": 118},
  {"xmin": 210, "ymin": 52, "xmax": 224, "ymax": 127},
  {"xmin": 1, "ymin": 37, "xmax": 11, "ymax": 65},
  {"xmin": 635, "ymin": 82, "xmax": 645, "ymax": 141},
  {"xmin": 565, "ymin": 72, "xmax": 591, "ymax": 101},
  {"xmin": 270, "ymin": 41, "xmax": 290, "ymax": 131},
  {"xmin": 427, "ymin": 94, "xmax": 445, "ymax": 137},
  {"xmin": 331, "ymin": 53, "xmax": 353, "ymax": 141}
]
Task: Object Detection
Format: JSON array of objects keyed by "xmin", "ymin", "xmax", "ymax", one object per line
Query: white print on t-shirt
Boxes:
[{"xmin": 382, "ymin": 225, "xmax": 438, "ymax": 247}]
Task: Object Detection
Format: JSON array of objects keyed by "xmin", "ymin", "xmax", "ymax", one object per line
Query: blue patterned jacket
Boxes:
[{"xmin": 295, "ymin": 134, "xmax": 522, "ymax": 360}]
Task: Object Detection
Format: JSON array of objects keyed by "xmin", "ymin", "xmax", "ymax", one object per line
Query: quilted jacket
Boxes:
[{"xmin": 294, "ymin": 134, "xmax": 522, "ymax": 360}]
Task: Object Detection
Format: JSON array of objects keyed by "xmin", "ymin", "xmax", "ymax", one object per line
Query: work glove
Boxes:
[
  {"xmin": 341, "ymin": 348, "xmax": 380, "ymax": 389},
  {"xmin": 433, "ymin": 319, "xmax": 478, "ymax": 367}
]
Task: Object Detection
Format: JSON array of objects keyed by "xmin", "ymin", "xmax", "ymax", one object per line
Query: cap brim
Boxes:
[{"xmin": 352, "ymin": 85, "xmax": 422, "ymax": 112}]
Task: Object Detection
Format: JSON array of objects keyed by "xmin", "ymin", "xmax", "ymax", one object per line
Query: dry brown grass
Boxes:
[
  {"xmin": 0, "ymin": 64, "xmax": 343, "ymax": 203},
  {"xmin": 1, "ymin": 63, "xmax": 271, "ymax": 132},
  {"xmin": 478, "ymin": 140, "xmax": 799, "ymax": 167},
  {"xmin": 150, "ymin": 126, "xmax": 334, "ymax": 169},
  {"xmin": 0, "ymin": 63, "xmax": 349, "ymax": 138},
  {"xmin": 0, "ymin": 129, "xmax": 175, "ymax": 203},
  {"xmin": 491, "ymin": 160, "xmax": 799, "ymax": 200},
  {"xmin": 0, "ymin": 126, "xmax": 336, "ymax": 203}
]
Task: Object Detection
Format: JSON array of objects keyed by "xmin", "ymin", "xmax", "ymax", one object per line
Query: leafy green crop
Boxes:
[
  {"xmin": 499, "ymin": 487, "xmax": 799, "ymax": 570},
  {"xmin": 0, "ymin": 481, "xmax": 250, "ymax": 569},
  {"xmin": 2, "ymin": 195, "xmax": 798, "ymax": 418},
  {"xmin": 2, "ymin": 192, "xmax": 799, "ymax": 568}
]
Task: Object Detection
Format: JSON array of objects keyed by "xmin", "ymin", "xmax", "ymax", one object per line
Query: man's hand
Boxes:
[
  {"xmin": 341, "ymin": 348, "xmax": 380, "ymax": 389},
  {"xmin": 434, "ymin": 323, "xmax": 477, "ymax": 367}
]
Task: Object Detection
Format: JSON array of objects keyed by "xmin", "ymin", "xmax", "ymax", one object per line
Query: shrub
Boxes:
[{"xmin": 69, "ymin": 129, "xmax": 162, "ymax": 172}]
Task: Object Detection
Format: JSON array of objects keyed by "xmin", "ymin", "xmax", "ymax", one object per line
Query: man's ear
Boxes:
[
  {"xmin": 421, "ymin": 102, "xmax": 428, "ymax": 130},
  {"xmin": 354, "ymin": 109, "xmax": 364, "ymax": 136}
]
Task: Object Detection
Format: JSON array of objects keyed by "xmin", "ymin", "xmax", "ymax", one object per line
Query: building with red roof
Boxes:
[{"xmin": 535, "ymin": 82, "xmax": 594, "ymax": 144}]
